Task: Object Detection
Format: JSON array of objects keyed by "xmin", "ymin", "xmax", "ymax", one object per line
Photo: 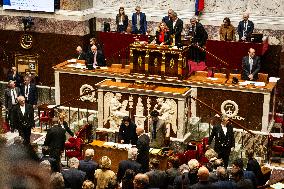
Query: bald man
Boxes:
[
  {"xmin": 136, "ymin": 126, "xmax": 150, "ymax": 173},
  {"xmin": 241, "ymin": 48, "xmax": 261, "ymax": 81},
  {"xmin": 190, "ymin": 167, "xmax": 217, "ymax": 189},
  {"xmin": 11, "ymin": 96, "xmax": 35, "ymax": 144},
  {"xmin": 237, "ymin": 13, "xmax": 254, "ymax": 41}
]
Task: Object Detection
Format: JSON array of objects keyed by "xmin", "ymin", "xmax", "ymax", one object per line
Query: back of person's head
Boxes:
[
  {"xmin": 168, "ymin": 156, "xmax": 180, "ymax": 169},
  {"xmin": 82, "ymin": 180, "xmax": 95, "ymax": 189},
  {"xmin": 216, "ymin": 166, "xmax": 228, "ymax": 181},
  {"xmin": 50, "ymin": 172, "xmax": 65, "ymax": 189},
  {"xmin": 232, "ymin": 158, "xmax": 244, "ymax": 169},
  {"xmin": 179, "ymin": 164, "xmax": 189, "ymax": 173},
  {"xmin": 197, "ymin": 166, "xmax": 210, "ymax": 181},
  {"xmin": 188, "ymin": 159, "xmax": 200, "ymax": 171},
  {"xmin": 85, "ymin": 148, "xmax": 95, "ymax": 159},
  {"xmin": 122, "ymin": 169, "xmax": 135, "ymax": 189},
  {"xmin": 231, "ymin": 168, "xmax": 244, "ymax": 182},
  {"xmin": 100, "ymin": 156, "xmax": 112, "ymax": 170},
  {"xmin": 128, "ymin": 147, "xmax": 138, "ymax": 160},
  {"xmin": 246, "ymin": 149, "xmax": 254, "ymax": 159},
  {"xmin": 149, "ymin": 158, "xmax": 160, "ymax": 170},
  {"xmin": 212, "ymin": 158, "xmax": 224, "ymax": 170},
  {"xmin": 134, "ymin": 173, "xmax": 149, "ymax": 189},
  {"xmin": 205, "ymin": 148, "xmax": 218, "ymax": 160},
  {"xmin": 68, "ymin": 157, "xmax": 80, "ymax": 168},
  {"xmin": 136, "ymin": 126, "xmax": 145, "ymax": 136},
  {"xmin": 40, "ymin": 160, "xmax": 51, "ymax": 173},
  {"xmin": 13, "ymin": 136, "xmax": 24, "ymax": 145}
]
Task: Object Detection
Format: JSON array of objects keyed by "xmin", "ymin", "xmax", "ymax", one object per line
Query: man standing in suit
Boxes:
[
  {"xmin": 241, "ymin": 48, "xmax": 261, "ymax": 81},
  {"xmin": 132, "ymin": 6, "xmax": 147, "ymax": 35},
  {"xmin": 76, "ymin": 46, "xmax": 87, "ymax": 60},
  {"xmin": 11, "ymin": 96, "xmax": 34, "ymax": 145},
  {"xmin": 168, "ymin": 12, "xmax": 183, "ymax": 46},
  {"xmin": 44, "ymin": 117, "xmax": 66, "ymax": 172},
  {"xmin": 237, "ymin": 13, "xmax": 254, "ymax": 41},
  {"xmin": 21, "ymin": 75, "xmax": 37, "ymax": 108},
  {"xmin": 4, "ymin": 80, "xmax": 20, "ymax": 131},
  {"xmin": 118, "ymin": 116, "xmax": 138, "ymax": 145},
  {"xmin": 117, "ymin": 147, "xmax": 141, "ymax": 183},
  {"xmin": 7, "ymin": 67, "xmax": 22, "ymax": 87},
  {"xmin": 162, "ymin": 9, "xmax": 174, "ymax": 26},
  {"xmin": 208, "ymin": 115, "xmax": 235, "ymax": 168},
  {"xmin": 136, "ymin": 126, "xmax": 150, "ymax": 173},
  {"xmin": 86, "ymin": 45, "xmax": 106, "ymax": 69}
]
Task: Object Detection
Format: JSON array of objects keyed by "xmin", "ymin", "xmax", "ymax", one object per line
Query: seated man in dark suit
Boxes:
[
  {"xmin": 76, "ymin": 46, "xmax": 87, "ymax": 60},
  {"xmin": 78, "ymin": 148, "xmax": 98, "ymax": 181},
  {"xmin": 241, "ymin": 48, "xmax": 261, "ymax": 81},
  {"xmin": 86, "ymin": 45, "xmax": 106, "ymax": 69}
]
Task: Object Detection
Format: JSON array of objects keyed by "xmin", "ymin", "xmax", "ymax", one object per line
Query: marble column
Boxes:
[
  {"xmin": 97, "ymin": 89, "xmax": 104, "ymax": 128},
  {"xmin": 60, "ymin": 0, "xmax": 93, "ymax": 11}
]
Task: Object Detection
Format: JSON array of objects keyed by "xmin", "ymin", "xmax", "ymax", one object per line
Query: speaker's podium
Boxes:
[{"xmin": 129, "ymin": 43, "xmax": 189, "ymax": 80}]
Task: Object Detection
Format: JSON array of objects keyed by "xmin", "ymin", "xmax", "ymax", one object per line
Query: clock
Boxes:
[{"xmin": 20, "ymin": 34, "xmax": 33, "ymax": 49}]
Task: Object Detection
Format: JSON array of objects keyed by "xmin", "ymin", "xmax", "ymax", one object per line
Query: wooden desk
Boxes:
[
  {"xmin": 84, "ymin": 141, "xmax": 168, "ymax": 172},
  {"xmin": 129, "ymin": 44, "xmax": 189, "ymax": 79}
]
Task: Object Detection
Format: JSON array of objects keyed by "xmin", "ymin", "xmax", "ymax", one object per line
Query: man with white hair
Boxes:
[
  {"xmin": 237, "ymin": 13, "xmax": 254, "ymax": 41},
  {"xmin": 117, "ymin": 147, "xmax": 141, "ymax": 182},
  {"xmin": 62, "ymin": 157, "xmax": 86, "ymax": 189},
  {"xmin": 86, "ymin": 45, "xmax": 106, "ymax": 69},
  {"xmin": 136, "ymin": 126, "xmax": 150, "ymax": 173},
  {"xmin": 76, "ymin": 46, "xmax": 86, "ymax": 60},
  {"xmin": 78, "ymin": 148, "xmax": 98, "ymax": 181},
  {"xmin": 11, "ymin": 96, "xmax": 34, "ymax": 144}
]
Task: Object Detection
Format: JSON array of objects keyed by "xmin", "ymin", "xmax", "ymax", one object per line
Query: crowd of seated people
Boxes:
[{"xmin": 0, "ymin": 133, "xmax": 270, "ymax": 189}]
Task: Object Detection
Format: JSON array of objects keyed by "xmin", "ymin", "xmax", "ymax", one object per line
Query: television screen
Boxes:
[{"xmin": 3, "ymin": 0, "xmax": 55, "ymax": 13}]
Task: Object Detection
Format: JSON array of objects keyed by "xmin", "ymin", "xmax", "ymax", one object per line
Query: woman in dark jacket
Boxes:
[
  {"xmin": 118, "ymin": 116, "xmax": 138, "ymax": 145},
  {"xmin": 116, "ymin": 7, "xmax": 128, "ymax": 33},
  {"xmin": 155, "ymin": 22, "xmax": 171, "ymax": 45}
]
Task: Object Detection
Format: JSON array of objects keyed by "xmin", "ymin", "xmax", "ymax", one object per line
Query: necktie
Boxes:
[
  {"xmin": 243, "ymin": 21, "xmax": 247, "ymax": 37},
  {"xmin": 25, "ymin": 85, "xmax": 29, "ymax": 98}
]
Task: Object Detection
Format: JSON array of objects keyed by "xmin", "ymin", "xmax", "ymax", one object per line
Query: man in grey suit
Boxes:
[
  {"xmin": 4, "ymin": 80, "xmax": 20, "ymax": 131},
  {"xmin": 241, "ymin": 48, "xmax": 261, "ymax": 81}
]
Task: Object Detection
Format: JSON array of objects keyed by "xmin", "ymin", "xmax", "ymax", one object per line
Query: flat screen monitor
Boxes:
[
  {"xmin": 250, "ymin": 33, "xmax": 263, "ymax": 43},
  {"xmin": 3, "ymin": 0, "xmax": 55, "ymax": 13}
]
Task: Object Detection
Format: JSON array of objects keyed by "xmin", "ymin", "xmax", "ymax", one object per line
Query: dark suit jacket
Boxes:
[
  {"xmin": 162, "ymin": 16, "xmax": 171, "ymax": 24},
  {"xmin": 189, "ymin": 22, "xmax": 208, "ymax": 47},
  {"xmin": 118, "ymin": 122, "xmax": 138, "ymax": 145},
  {"xmin": 11, "ymin": 103, "xmax": 34, "ymax": 130},
  {"xmin": 237, "ymin": 20, "xmax": 254, "ymax": 39},
  {"xmin": 208, "ymin": 124, "xmax": 235, "ymax": 155},
  {"xmin": 241, "ymin": 56, "xmax": 261, "ymax": 81},
  {"xmin": 77, "ymin": 52, "xmax": 87, "ymax": 60},
  {"xmin": 189, "ymin": 181, "xmax": 217, "ymax": 189},
  {"xmin": 116, "ymin": 15, "xmax": 129, "ymax": 32},
  {"xmin": 5, "ymin": 87, "xmax": 20, "ymax": 110},
  {"xmin": 44, "ymin": 125, "xmax": 66, "ymax": 151},
  {"xmin": 117, "ymin": 159, "xmax": 142, "ymax": 182},
  {"xmin": 132, "ymin": 12, "xmax": 147, "ymax": 34},
  {"xmin": 60, "ymin": 121, "xmax": 74, "ymax": 137},
  {"xmin": 235, "ymin": 178, "xmax": 254, "ymax": 189},
  {"xmin": 246, "ymin": 158, "xmax": 264, "ymax": 186},
  {"xmin": 243, "ymin": 170, "xmax": 257, "ymax": 189},
  {"xmin": 136, "ymin": 134, "xmax": 150, "ymax": 173},
  {"xmin": 62, "ymin": 168, "xmax": 86, "ymax": 189},
  {"xmin": 212, "ymin": 180, "xmax": 237, "ymax": 189},
  {"xmin": 155, "ymin": 30, "xmax": 171, "ymax": 45},
  {"xmin": 7, "ymin": 73, "xmax": 22, "ymax": 87},
  {"xmin": 20, "ymin": 84, "xmax": 38, "ymax": 105},
  {"xmin": 168, "ymin": 18, "xmax": 183, "ymax": 45},
  {"xmin": 86, "ymin": 50, "xmax": 106, "ymax": 69},
  {"xmin": 78, "ymin": 159, "xmax": 98, "ymax": 181},
  {"xmin": 166, "ymin": 167, "xmax": 181, "ymax": 188},
  {"xmin": 146, "ymin": 169, "xmax": 168, "ymax": 189},
  {"xmin": 173, "ymin": 172, "xmax": 191, "ymax": 189}
]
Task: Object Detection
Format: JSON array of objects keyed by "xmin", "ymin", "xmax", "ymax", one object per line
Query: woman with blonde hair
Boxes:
[
  {"xmin": 116, "ymin": 7, "xmax": 129, "ymax": 33},
  {"xmin": 155, "ymin": 21, "xmax": 171, "ymax": 45},
  {"xmin": 94, "ymin": 156, "xmax": 116, "ymax": 189}
]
